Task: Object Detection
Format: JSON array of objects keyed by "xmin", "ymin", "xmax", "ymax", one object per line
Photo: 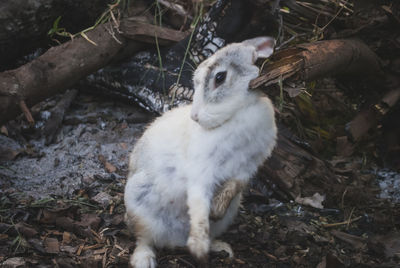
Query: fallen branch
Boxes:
[
  {"xmin": 0, "ymin": 18, "xmax": 188, "ymax": 125},
  {"xmin": 43, "ymin": 89, "xmax": 78, "ymax": 145},
  {"xmin": 120, "ymin": 17, "xmax": 188, "ymax": 45}
]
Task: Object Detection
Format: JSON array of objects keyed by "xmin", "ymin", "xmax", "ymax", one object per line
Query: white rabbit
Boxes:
[{"xmin": 124, "ymin": 36, "xmax": 277, "ymax": 268}]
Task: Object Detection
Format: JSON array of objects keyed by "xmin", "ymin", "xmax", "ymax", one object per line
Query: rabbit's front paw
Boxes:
[
  {"xmin": 130, "ymin": 245, "xmax": 156, "ymax": 268},
  {"xmin": 187, "ymin": 230, "xmax": 210, "ymax": 261}
]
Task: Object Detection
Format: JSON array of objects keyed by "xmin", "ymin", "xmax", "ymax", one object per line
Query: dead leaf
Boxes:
[
  {"xmin": 295, "ymin": 193, "xmax": 325, "ymax": 209},
  {"xmin": 331, "ymin": 230, "xmax": 366, "ymax": 249},
  {"xmin": 111, "ymin": 214, "xmax": 124, "ymax": 225},
  {"xmin": 0, "ymin": 126, "xmax": 8, "ymax": 136},
  {"xmin": 44, "ymin": 237, "xmax": 60, "ymax": 254},
  {"xmin": 317, "ymin": 253, "xmax": 345, "ymax": 268},
  {"xmin": 55, "ymin": 217, "xmax": 93, "ymax": 239},
  {"xmin": 55, "ymin": 217, "xmax": 75, "ymax": 232},
  {"xmin": 62, "ymin": 231, "xmax": 71, "ymax": 244},
  {"xmin": 78, "ymin": 214, "xmax": 101, "ymax": 229},
  {"xmin": 336, "ymin": 136, "xmax": 354, "ymax": 157},
  {"xmin": 79, "ymin": 255, "xmax": 102, "ymax": 267},
  {"xmin": 1, "ymin": 257, "xmax": 26, "ymax": 268},
  {"xmin": 60, "ymin": 245, "xmax": 78, "ymax": 254},
  {"xmin": 98, "ymin": 154, "xmax": 117, "ymax": 173},
  {"xmin": 40, "ymin": 210, "xmax": 58, "ymax": 224},
  {"xmin": 105, "ymin": 162, "xmax": 117, "ymax": 173},
  {"xmin": 284, "ymin": 87, "xmax": 303, "ymax": 98},
  {"xmin": 92, "ymin": 192, "xmax": 112, "ymax": 207},
  {"xmin": 15, "ymin": 222, "xmax": 38, "ymax": 238},
  {"xmin": 40, "ymin": 205, "xmax": 73, "ymax": 224},
  {"xmin": 369, "ymin": 232, "xmax": 400, "ymax": 258},
  {"xmin": 28, "ymin": 238, "xmax": 46, "ymax": 254}
]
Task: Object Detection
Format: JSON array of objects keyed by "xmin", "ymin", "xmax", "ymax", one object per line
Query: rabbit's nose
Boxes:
[{"xmin": 191, "ymin": 112, "xmax": 199, "ymax": 122}]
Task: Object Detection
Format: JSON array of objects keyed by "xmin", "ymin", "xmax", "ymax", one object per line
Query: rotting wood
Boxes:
[
  {"xmin": 257, "ymin": 124, "xmax": 341, "ymax": 204},
  {"xmin": 250, "ymin": 39, "xmax": 382, "ymax": 89}
]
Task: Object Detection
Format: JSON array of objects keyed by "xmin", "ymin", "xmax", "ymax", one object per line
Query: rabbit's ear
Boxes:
[{"xmin": 242, "ymin": 36, "xmax": 275, "ymax": 59}]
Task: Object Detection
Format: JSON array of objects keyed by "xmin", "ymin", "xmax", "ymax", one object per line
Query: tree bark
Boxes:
[
  {"xmin": 0, "ymin": 0, "xmax": 110, "ymax": 70},
  {"xmin": 250, "ymin": 39, "xmax": 382, "ymax": 89},
  {"xmin": 0, "ymin": 22, "xmax": 129, "ymax": 126}
]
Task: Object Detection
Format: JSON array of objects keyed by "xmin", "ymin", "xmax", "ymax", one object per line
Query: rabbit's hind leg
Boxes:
[
  {"xmin": 126, "ymin": 212, "xmax": 156, "ymax": 268},
  {"xmin": 210, "ymin": 179, "xmax": 245, "ymax": 221}
]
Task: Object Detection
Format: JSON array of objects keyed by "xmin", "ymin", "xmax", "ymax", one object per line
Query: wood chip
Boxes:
[
  {"xmin": 62, "ymin": 232, "xmax": 71, "ymax": 244},
  {"xmin": 93, "ymin": 248, "xmax": 107, "ymax": 255},
  {"xmin": 235, "ymin": 258, "xmax": 246, "ymax": 264},
  {"xmin": 77, "ymin": 244, "xmax": 85, "ymax": 256},
  {"xmin": 0, "ymin": 126, "xmax": 8, "ymax": 136},
  {"xmin": 83, "ymin": 244, "xmax": 104, "ymax": 251},
  {"xmin": 44, "ymin": 237, "xmax": 60, "ymax": 253},
  {"xmin": 0, "ymin": 234, "xmax": 8, "ymax": 240}
]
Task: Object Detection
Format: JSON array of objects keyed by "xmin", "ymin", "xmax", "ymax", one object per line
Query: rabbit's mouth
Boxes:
[{"xmin": 192, "ymin": 108, "xmax": 234, "ymax": 130}]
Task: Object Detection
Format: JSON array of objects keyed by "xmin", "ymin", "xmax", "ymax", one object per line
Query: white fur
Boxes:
[
  {"xmin": 130, "ymin": 244, "xmax": 156, "ymax": 268},
  {"xmin": 125, "ymin": 36, "xmax": 277, "ymax": 267},
  {"xmin": 211, "ymin": 240, "xmax": 234, "ymax": 258}
]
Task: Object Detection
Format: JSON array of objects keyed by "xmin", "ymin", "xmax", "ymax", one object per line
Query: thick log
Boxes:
[
  {"xmin": 250, "ymin": 39, "xmax": 382, "ymax": 89},
  {"xmin": 0, "ymin": 19, "xmax": 187, "ymax": 125},
  {"xmin": 0, "ymin": 22, "xmax": 128, "ymax": 126},
  {"xmin": 0, "ymin": 0, "xmax": 110, "ymax": 70}
]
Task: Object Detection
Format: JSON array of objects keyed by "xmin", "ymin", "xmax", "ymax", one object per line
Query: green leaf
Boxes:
[{"xmin": 48, "ymin": 16, "xmax": 62, "ymax": 36}]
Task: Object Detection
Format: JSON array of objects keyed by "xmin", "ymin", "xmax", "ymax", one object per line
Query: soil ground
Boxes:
[{"xmin": 1, "ymin": 94, "xmax": 399, "ymax": 268}]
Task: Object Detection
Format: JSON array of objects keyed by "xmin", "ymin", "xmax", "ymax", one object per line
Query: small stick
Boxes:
[
  {"xmin": 346, "ymin": 207, "xmax": 355, "ymax": 230},
  {"xmin": 322, "ymin": 216, "xmax": 362, "ymax": 228},
  {"xmin": 19, "ymin": 100, "xmax": 34, "ymax": 125}
]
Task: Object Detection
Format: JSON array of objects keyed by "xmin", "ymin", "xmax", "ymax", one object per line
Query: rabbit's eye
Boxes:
[{"xmin": 214, "ymin": 71, "xmax": 227, "ymax": 87}]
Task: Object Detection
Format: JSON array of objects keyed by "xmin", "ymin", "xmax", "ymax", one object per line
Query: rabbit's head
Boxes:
[{"xmin": 191, "ymin": 37, "xmax": 275, "ymax": 129}]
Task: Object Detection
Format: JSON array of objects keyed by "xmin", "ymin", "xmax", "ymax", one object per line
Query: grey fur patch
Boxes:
[
  {"xmin": 230, "ymin": 62, "xmax": 244, "ymax": 76},
  {"xmin": 135, "ymin": 183, "xmax": 153, "ymax": 204},
  {"xmin": 165, "ymin": 166, "xmax": 176, "ymax": 175}
]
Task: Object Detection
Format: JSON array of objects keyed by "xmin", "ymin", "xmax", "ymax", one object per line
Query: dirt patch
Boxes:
[{"xmin": 1, "ymin": 94, "xmax": 399, "ymax": 267}]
